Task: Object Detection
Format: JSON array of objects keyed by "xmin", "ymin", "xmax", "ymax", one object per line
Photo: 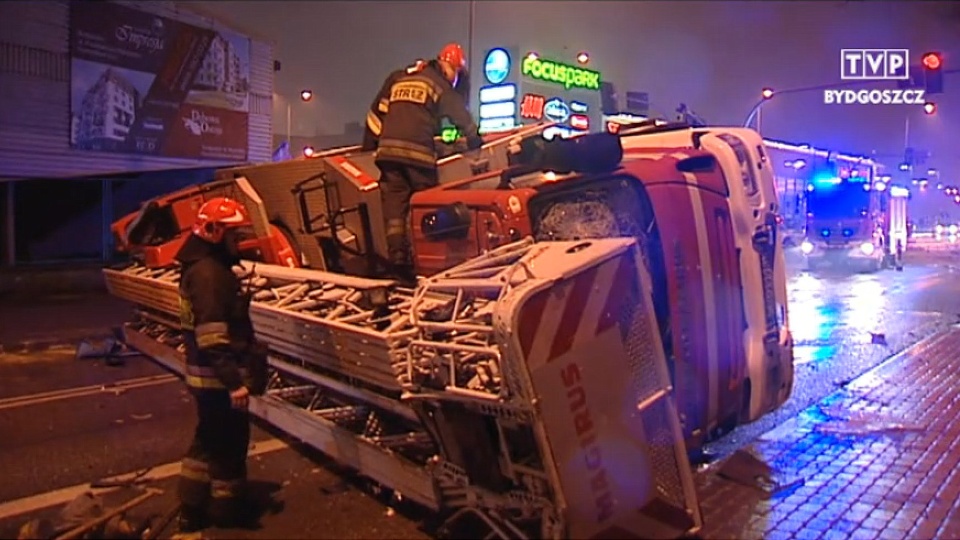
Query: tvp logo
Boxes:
[{"xmin": 840, "ymin": 49, "xmax": 909, "ymax": 80}]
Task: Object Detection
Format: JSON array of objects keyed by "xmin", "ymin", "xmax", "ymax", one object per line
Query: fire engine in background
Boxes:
[
  {"xmin": 105, "ymin": 122, "xmax": 793, "ymax": 538},
  {"xmin": 763, "ymin": 141, "xmax": 903, "ymax": 272}
]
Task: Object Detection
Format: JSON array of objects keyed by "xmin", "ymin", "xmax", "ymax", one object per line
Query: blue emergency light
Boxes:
[{"xmin": 811, "ymin": 173, "xmax": 841, "ymax": 188}]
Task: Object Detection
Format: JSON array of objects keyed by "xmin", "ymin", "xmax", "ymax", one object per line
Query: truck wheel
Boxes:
[{"xmin": 269, "ymin": 221, "xmax": 306, "ymax": 267}]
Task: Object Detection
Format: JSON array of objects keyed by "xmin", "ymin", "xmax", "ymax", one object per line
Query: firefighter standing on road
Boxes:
[
  {"xmin": 174, "ymin": 197, "xmax": 266, "ymax": 534},
  {"xmin": 375, "ymin": 42, "xmax": 483, "ymax": 279}
]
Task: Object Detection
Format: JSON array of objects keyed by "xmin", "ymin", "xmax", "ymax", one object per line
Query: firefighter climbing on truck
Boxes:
[
  {"xmin": 362, "ymin": 54, "xmax": 473, "ymax": 152},
  {"xmin": 362, "ymin": 58, "xmax": 427, "ymax": 151},
  {"xmin": 375, "ymin": 42, "xmax": 484, "ymax": 281},
  {"xmin": 174, "ymin": 197, "xmax": 268, "ymax": 534}
]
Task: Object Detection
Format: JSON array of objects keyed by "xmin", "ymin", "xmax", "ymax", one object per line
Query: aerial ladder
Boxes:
[{"xmin": 104, "ymin": 236, "xmax": 703, "ymax": 539}]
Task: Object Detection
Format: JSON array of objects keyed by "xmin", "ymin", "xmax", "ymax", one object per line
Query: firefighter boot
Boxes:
[
  {"xmin": 176, "ymin": 504, "xmax": 206, "ymax": 534},
  {"xmin": 209, "ymin": 497, "xmax": 259, "ymax": 530},
  {"xmin": 386, "ymin": 233, "xmax": 417, "ymax": 286}
]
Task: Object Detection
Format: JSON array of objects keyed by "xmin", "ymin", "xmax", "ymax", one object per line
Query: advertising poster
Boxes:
[{"xmin": 69, "ymin": 1, "xmax": 250, "ymax": 161}]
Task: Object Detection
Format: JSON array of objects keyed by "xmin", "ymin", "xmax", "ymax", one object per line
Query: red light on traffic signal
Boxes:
[{"xmin": 922, "ymin": 52, "xmax": 942, "ymax": 71}]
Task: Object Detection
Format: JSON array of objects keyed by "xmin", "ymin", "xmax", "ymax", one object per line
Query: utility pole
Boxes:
[
  {"xmin": 286, "ymin": 99, "xmax": 292, "ymax": 149},
  {"xmin": 904, "ymin": 115, "xmax": 909, "ymax": 150},
  {"xmin": 467, "ymin": 0, "xmax": 475, "ymax": 76}
]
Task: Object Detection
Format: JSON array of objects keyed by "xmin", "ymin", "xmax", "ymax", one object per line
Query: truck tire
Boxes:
[{"xmin": 269, "ymin": 220, "xmax": 306, "ymax": 267}]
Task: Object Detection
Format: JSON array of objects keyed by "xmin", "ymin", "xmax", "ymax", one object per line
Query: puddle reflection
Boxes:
[{"xmin": 788, "ymin": 271, "xmax": 890, "ymax": 365}]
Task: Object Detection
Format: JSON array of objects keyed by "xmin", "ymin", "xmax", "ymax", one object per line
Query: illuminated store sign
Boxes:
[
  {"xmin": 484, "ymin": 48, "xmax": 511, "ymax": 85},
  {"xmin": 479, "ymin": 84, "xmax": 516, "ymax": 103},
  {"xmin": 440, "ymin": 126, "xmax": 460, "ymax": 143},
  {"xmin": 519, "ymin": 94, "xmax": 545, "ymax": 120},
  {"xmin": 477, "ymin": 47, "xmax": 602, "ymax": 136},
  {"xmin": 477, "ymin": 48, "xmax": 518, "ymax": 134},
  {"xmin": 543, "ymin": 98, "xmax": 571, "ymax": 123},
  {"xmin": 543, "ymin": 125, "xmax": 577, "ymax": 140},
  {"xmin": 521, "ymin": 56, "xmax": 601, "ymax": 91},
  {"xmin": 480, "ymin": 117, "xmax": 516, "ymax": 132},
  {"xmin": 479, "ymin": 101, "xmax": 516, "ymax": 119},
  {"xmin": 569, "ymin": 114, "xmax": 589, "ymax": 130}
]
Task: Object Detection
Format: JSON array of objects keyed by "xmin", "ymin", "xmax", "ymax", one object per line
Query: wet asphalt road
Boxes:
[
  {"xmin": 1, "ymin": 251, "xmax": 959, "ymax": 537},
  {"xmin": 703, "ymin": 249, "xmax": 960, "ymax": 462}
]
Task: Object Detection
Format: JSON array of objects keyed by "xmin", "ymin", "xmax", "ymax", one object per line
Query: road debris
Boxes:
[
  {"xmin": 17, "ymin": 489, "xmax": 159, "ymax": 540},
  {"xmin": 815, "ymin": 407, "xmax": 923, "ymax": 436},
  {"xmin": 716, "ymin": 449, "xmax": 805, "ymax": 498},
  {"xmin": 76, "ymin": 338, "xmax": 139, "ymax": 366}
]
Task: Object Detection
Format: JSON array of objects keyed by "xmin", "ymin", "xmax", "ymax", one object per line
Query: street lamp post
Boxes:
[
  {"xmin": 743, "ymin": 84, "xmax": 831, "ymax": 129},
  {"xmin": 286, "ymin": 89, "xmax": 314, "ymax": 149},
  {"xmin": 904, "ymin": 115, "xmax": 909, "ymax": 150},
  {"xmin": 467, "ymin": 0, "xmax": 475, "ymax": 74}
]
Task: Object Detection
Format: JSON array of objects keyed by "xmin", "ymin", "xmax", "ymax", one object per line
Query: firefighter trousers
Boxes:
[
  {"xmin": 377, "ymin": 162, "xmax": 439, "ymax": 267},
  {"xmin": 178, "ymin": 391, "xmax": 251, "ymax": 528}
]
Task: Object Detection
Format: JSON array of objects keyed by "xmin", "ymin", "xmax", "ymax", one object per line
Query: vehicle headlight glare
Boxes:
[
  {"xmin": 860, "ymin": 242, "xmax": 875, "ymax": 255},
  {"xmin": 801, "ymin": 240, "xmax": 814, "ymax": 254}
]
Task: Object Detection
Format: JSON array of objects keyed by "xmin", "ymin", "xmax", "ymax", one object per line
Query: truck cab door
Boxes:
[{"xmin": 410, "ymin": 203, "xmax": 481, "ymax": 276}]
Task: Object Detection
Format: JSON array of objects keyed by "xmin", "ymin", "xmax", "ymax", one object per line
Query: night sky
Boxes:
[{"xmin": 192, "ymin": 0, "xmax": 959, "ymax": 181}]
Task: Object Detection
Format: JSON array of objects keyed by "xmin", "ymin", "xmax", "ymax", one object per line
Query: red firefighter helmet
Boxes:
[
  {"xmin": 438, "ymin": 43, "xmax": 467, "ymax": 72},
  {"xmin": 192, "ymin": 197, "xmax": 251, "ymax": 244}
]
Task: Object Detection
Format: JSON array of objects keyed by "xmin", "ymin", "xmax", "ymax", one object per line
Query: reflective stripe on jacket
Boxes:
[
  {"xmin": 184, "ymin": 363, "xmax": 250, "ymax": 390},
  {"xmin": 177, "ymin": 253, "xmax": 255, "ymax": 393}
]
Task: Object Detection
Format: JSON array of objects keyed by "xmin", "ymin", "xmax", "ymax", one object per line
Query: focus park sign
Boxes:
[{"xmin": 521, "ymin": 55, "xmax": 601, "ymax": 91}]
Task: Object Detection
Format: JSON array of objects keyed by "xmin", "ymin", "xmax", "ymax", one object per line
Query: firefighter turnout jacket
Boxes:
[
  {"xmin": 375, "ymin": 61, "xmax": 482, "ymax": 168},
  {"xmin": 176, "ymin": 238, "xmax": 258, "ymax": 394},
  {"xmin": 363, "ymin": 60, "xmax": 427, "ymax": 151}
]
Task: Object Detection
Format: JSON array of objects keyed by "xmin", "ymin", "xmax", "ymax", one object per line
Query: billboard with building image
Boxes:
[{"xmin": 69, "ymin": 1, "xmax": 250, "ymax": 160}]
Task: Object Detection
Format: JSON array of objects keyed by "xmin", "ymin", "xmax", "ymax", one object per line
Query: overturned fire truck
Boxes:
[{"xmin": 103, "ymin": 122, "xmax": 794, "ymax": 538}]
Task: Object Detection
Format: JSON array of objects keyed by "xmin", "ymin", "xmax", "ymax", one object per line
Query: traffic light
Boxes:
[
  {"xmin": 924, "ymin": 102, "xmax": 937, "ymax": 115},
  {"xmin": 922, "ymin": 52, "xmax": 943, "ymax": 94}
]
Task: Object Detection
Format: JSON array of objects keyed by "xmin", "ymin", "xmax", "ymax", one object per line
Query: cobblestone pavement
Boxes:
[{"xmin": 695, "ymin": 325, "xmax": 960, "ymax": 540}]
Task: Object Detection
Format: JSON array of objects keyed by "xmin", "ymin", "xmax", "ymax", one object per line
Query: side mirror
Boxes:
[{"xmin": 421, "ymin": 202, "xmax": 472, "ymax": 241}]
